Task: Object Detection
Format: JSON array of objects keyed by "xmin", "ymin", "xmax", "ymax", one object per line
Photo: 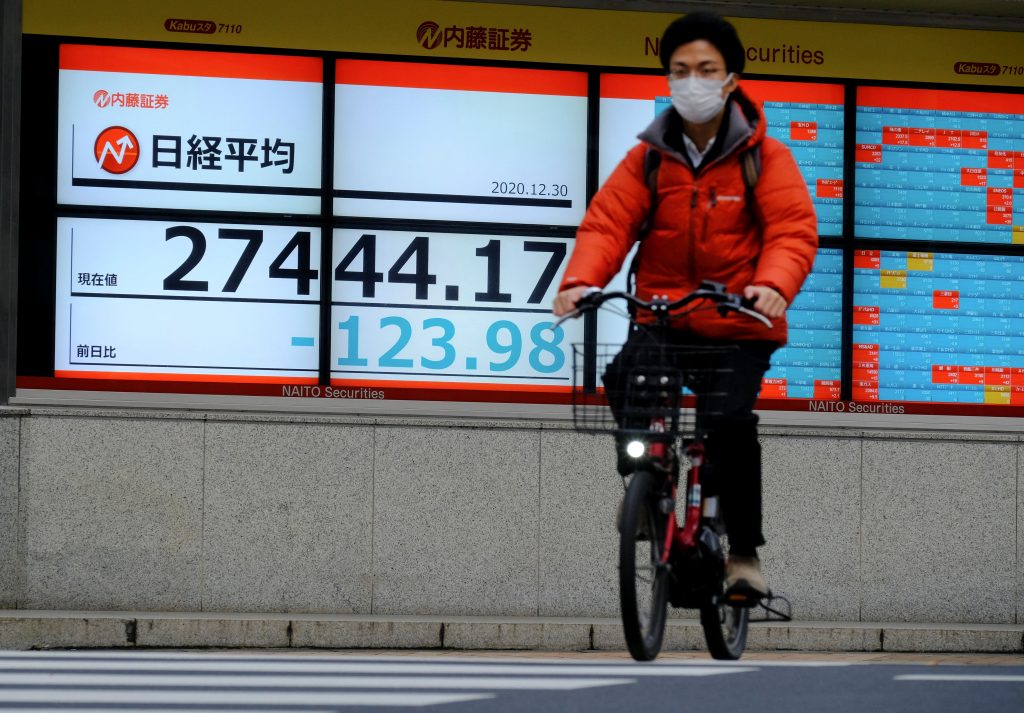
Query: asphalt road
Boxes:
[{"xmin": 0, "ymin": 650, "xmax": 1021, "ymax": 712}]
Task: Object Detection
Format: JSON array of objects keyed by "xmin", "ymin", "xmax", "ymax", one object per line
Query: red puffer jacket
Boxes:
[{"xmin": 559, "ymin": 87, "xmax": 818, "ymax": 344}]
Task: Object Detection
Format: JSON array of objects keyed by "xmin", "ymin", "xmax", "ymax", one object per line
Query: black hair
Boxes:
[{"xmin": 659, "ymin": 12, "xmax": 745, "ymax": 75}]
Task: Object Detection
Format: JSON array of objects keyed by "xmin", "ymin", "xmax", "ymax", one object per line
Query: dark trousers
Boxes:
[{"xmin": 603, "ymin": 328, "xmax": 777, "ymax": 555}]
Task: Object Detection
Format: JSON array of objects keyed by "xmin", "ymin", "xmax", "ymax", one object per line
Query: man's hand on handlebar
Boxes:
[
  {"xmin": 553, "ymin": 286, "xmax": 592, "ymax": 317},
  {"xmin": 743, "ymin": 285, "xmax": 787, "ymax": 320}
]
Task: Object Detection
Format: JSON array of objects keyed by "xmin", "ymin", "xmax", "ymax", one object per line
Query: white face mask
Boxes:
[{"xmin": 669, "ymin": 73, "xmax": 733, "ymax": 124}]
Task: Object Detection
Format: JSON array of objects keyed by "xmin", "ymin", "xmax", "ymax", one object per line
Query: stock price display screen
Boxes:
[
  {"xmin": 853, "ymin": 250, "xmax": 1024, "ymax": 405},
  {"xmin": 57, "ymin": 45, "xmax": 323, "ymax": 214},
  {"xmin": 760, "ymin": 248, "xmax": 843, "ymax": 400},
  {"xmin": 330, "ymin": 230, "xmax": 578, "ymax": 395},
  {"xmin": 55, "ymin": 217, "xmax": 320, "ymax": 382},
  {"xmin": 598, "ymin": 74, "xmax": 844, "ymax": 236},
  {"xmin": 334, "ymin": 60, "xmax": 588, "ymax": 226},
  {"xmin": 855, "ymin": 86, "xmax": 1024, "ymax": 244}
]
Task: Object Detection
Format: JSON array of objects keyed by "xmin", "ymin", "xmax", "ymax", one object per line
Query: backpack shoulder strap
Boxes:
[
  {"xmin": 636, "ymin": 146, "xmax": 662, "ymax": 242},
  {"xmin": 740, "ymin": 145, "xmax": 762, "ymax": 226},
  {"xmin": 626, "ymin": 146, "xmax": 661, "ymax": 304}
]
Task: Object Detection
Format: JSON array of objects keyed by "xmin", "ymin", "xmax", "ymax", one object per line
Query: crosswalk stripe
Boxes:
[
  {"xmin": 0, "ymin": 710, "xmax": 253, "ymax": 713},
  {"xmin": 0, "ymin": 689, "xmax": 492, "ymax": 706},
  {"xmin": 0, "ymin": 672, "xmax": 632, "ymax": 690},
  {"xmin": 0, "ymin": 660, "xmax": 754, "ymax": 677},
  {"xmin": 0, "ymin": 651, "xmax": 847, "ymax": 668},
  {"xmin": 895, "ymin": 674, "xmax": 1024, "ymax": 682}
]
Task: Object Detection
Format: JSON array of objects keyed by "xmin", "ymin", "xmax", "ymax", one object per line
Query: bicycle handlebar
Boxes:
[{"xmin": 551, "ymin": 280, "xmax": 773, "ymax": 330}]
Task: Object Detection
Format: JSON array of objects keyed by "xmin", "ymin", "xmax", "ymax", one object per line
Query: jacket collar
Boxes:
[{"xmin": 637, "ymin": 85, "xmax": 766, "ymax": 168}]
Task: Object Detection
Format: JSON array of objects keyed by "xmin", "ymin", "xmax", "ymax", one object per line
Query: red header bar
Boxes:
[
  {"xmin": 336, "ymin": 59, "xmax": 587, "ymax": 97},
  {"xmin": 600, "ymin": 73, "xmax": 843, "ymax": 104},
  {"xmin": 60, "ymin": 44, "xmax": 322, "ymax": 82},
  {"xmin": 858, "ymin": 86, "xmax": 1024, "ymax": 114}
]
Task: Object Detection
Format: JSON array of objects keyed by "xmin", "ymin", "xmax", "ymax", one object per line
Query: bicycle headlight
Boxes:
[{"xmin": 626, "ymin": 440, "xmax": 646, "ymax": 458}]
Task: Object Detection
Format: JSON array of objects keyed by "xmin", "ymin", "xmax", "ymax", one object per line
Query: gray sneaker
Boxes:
[{"xmin": 724, "ymin": 555, "xmax": 769, "ymax": 602}]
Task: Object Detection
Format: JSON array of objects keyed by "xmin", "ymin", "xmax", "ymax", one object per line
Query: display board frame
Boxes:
[{"xmin": 14, "ymin": 33, "xmax": 1024, "ymax": 420}]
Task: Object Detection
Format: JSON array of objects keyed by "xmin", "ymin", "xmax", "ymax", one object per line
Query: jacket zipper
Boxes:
[
  {"xmin": 688, "ymin": 185, "xmax": 699, "ymax": 287},
  {"xmin": 707, "ymin": 187, "xmax": 716, "ymax": 238}
]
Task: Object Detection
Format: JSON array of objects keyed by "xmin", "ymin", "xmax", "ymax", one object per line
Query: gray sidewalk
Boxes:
[{"xmin": 1, "ymin": 611, "xmax": 1022, "ymax": 653}]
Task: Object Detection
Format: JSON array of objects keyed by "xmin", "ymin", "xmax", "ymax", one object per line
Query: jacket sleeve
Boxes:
[
  {"xmin": 558, "ymin": 144, "xmax": 652, "ymax": 291},
  {"xmin": 749, "ymin": 138, "xmax": 819, "ymax": 303}
]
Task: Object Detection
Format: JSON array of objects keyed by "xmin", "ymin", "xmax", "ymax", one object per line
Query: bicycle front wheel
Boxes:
[
  {"xmin": 700, "ymin": 601, "xmax": 749, "ymax": 660},
  {"xmin": 619, "ymin": 469, "xmax": 670, "ymax": 661}
]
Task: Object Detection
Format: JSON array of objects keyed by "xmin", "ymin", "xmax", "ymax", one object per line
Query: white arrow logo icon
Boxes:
[{"xmin": 98, "ymin": 134, "xmax": 135, "ymax": 166}]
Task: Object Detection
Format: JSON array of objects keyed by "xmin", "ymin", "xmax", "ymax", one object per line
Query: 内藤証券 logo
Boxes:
[{"xmin": 94, "ymin": 126, "xmax": 140, "ymax": 174}]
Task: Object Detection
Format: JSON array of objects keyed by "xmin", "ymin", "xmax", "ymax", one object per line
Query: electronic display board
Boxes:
[
  {"xmin": 21, "ymin": 39, "xmax": 1021, "ymax": 418},
  {"xmin": 853, "ymin": 250, "xmax": 1024, "ymax": 405},
  {"xmin": 855, "ymin": 86, "xmax": 1024, "ymax": 244},
  {"xmin": 57, "ymin": 45, "xmax": 323, "ymax": 214},
  {"xmin": 334, "ymin": 60, "xmax": 588, "ymax": 226},
  {"xmin": 55, "ymin": 217, "xmax": 320, "ymax": 382},
  {"xmin": 598, "ymin": 75, "xmax": 844, "ymax": 236},
  {"xmin": 329, "ymin": 229, "xmax": 598, "ymax": 395},
  {"xmin": 760, "ymin": 248, "xmax": 843, "ymax": 400}
]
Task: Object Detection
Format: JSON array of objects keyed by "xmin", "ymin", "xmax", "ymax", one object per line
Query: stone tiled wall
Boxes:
[{"xmin": 0, "ymin": 407, "xmax": 1021, "ymax": 624}]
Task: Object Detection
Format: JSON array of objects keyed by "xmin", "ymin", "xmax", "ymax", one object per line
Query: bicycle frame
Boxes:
[{"xmin": 649, "ymin": 430, "xmax": 705, "ymax": 568}]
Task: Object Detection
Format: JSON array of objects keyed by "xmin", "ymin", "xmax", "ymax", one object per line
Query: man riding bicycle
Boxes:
[{"xmin": 553, "ymin": 12, "xmax": 818, "ymax": 600}]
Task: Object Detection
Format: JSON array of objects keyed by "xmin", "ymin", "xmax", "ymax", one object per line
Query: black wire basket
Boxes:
[{"xmin": 571, "ymin": 343, "xmax": 736, "ymax": 440}]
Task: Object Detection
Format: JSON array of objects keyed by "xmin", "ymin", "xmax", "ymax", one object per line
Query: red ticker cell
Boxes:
[
  {"xmin": 1013, "ymin": 369, "xmax": 1024, "ymax": 386},
  {"xmin": 816, "ymin": 179, "xmax": 843, "ymax": 198},
  {"xmin": 854, "ymin": 250, "xmax": 881, "ymax": 268},
  {"xmin": 987, "ymin": 187, "xmax": 1014, "ymax": 207},
  {"xmin": 932, "ymin": 365, "xmax": 959, "ymax": 384},
  {"xmin": 790, "ymin": 121, "xmax": 818, "ymax": 141},
  {"xmin": 1013, "ymin": 389, "xmax": 1024, "ymax": 406},
  {"xmin": 1015, "ymin": 170, "xmax": 1024, "ymax": 189},
  {"xmin": 987, "ymin": 208, "xmax": 1013, "ymax": 225},
  {"xmin": 932, "ymin": 290, "xmax": 960, "ymax": 310},
  {"xmin": 988, "ymin": 150, "xmax": 1016, "ymax": 169},
  {"xmin": 761, "ymin": 378, "xmax": 787, "ymax": 398},
  {"xmin": 936, "ymin": 129, "xmax": 963, "ymax": 149},
  {"xmin": 852, "ymin": 384, "xmax": 879, "ymax": 401},
  {"xmin": 985, "ymin": 368, "xmax": 1012, "ymax": 386},
  {"xmin": 813, "ymin": 380, "xmax": 841, "ymax": 399},
  {"xmin": 853, "ymin": 343, "xmax": 880, "ymax": 363},
  {"xmin": 853, "ymin": 305, "xmax": 880, "ymax": 325},
  {"xmin": 855, "ymin": 144, "xmax": 883, "ymax": 163},
  {"xmin": 909, "ymin": 127, "xmax": 937, "ymax": 147},
  {"xmin": 882, "ymin": 126, "xmax": 910, "ymax": 145},
  {"xmin": 853, "ymin": 367, "xmax": 879, "ymax": 381},
  {"xmin": 960, "ymin": 168, "xmax": 987, "ymax": 187},
  {"xmin": 963, "ymin": 132, "xmax": 988, "ymax": 150},
  {"xmin": 959, "ymin": 366, "xmax": 985, "ymax": 385}
]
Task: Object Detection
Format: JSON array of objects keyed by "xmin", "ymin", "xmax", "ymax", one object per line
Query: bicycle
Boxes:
[{"xmin": 553, "ymin": 280, "xmax": 791, "ymax": 661}]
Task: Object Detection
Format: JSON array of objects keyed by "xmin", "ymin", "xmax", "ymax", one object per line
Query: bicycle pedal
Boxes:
[{"xmin": 722, "ymin": 586, "xmax": 768, "ymax": 608}]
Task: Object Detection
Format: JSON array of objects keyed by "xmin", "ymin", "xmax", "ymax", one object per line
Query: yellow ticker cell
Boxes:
[
  {"xmin": 984, "ymin": 389, "xmax": 1011, "ymax": 405},
  {"xmin": 880, "ymin": 270, "xmax": 907, "ymax": 289},
  {"xmin": 907, "ymin": 253, "xmax": 934, "ymax": 271},
  {"xmin": 1013, "ymin": 226, "xmax": 1024, "ymax": 244}
]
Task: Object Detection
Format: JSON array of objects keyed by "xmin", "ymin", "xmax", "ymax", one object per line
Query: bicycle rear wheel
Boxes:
[
  {"xmin": 619, "ymin": 469, "xmax": 670, "ymax": 661},
  {"xmin": 700, "ymin": 601, "xmax": 749, "ymax": 660}
]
